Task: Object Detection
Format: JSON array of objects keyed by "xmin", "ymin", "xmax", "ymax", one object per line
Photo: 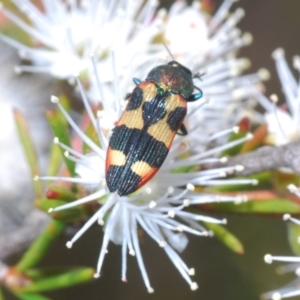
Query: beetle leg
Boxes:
[
  {"xmin": 125, "ymin": 93, "xmax": 131, "ymax": 100},
  {"xmin": 177, "ymin": 123, "xmax": 188, "ymax": 136},
  {"xmin": 133, "ymin": 78, "xmax": 141, "ymax": 85},
  {"xmin": 187, "ymin": 92, "xmax": 202, "ymax": 102}
]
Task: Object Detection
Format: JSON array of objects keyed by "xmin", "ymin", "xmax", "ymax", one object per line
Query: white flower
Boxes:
[
  {"xmin": 0, "ymin": 0, "xmax": 161, "ymax": 81},
  {"xmin": 263, "ymin": 212, "xmax": 300, "ymax": 300},
  {"xmin": 164, "ymin": 1, "xmax": 210, "ymax": 55},
  {"xmin": 134, "ymin": 0, "xmax": 269, "ymax": 136},
  {"xmin": 265, "ymin": 108, "xmax": 300, "ymax": 146},
  {"xmin": 160, "ymin": 0, "xmax": 268, "ymax": 134},
  {"xmin": 1, "ymin": 0, "xmax": 265, "ymax": 125},
  {"xmin": 257, "ymin": 49, "xmax": 300, "ymax": 146},
  {"xmin": 1, "ymin": 0, "xmax": 265, "ymax": 291},
  {"xmin": 35, "ymin": 60, "xmax": 257, "ymax": 292}
]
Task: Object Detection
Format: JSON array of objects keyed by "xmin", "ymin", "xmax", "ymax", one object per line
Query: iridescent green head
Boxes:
[{"xmin": 146, "ymin": 61, "xmax": 194, "ymax": 99}]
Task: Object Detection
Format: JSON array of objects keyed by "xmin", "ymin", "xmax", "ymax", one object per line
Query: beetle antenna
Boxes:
[
  {"xmin": 163, "ymin": 43, "xmax": 175, "ymax": 60},
  {"xmin": 193, "ymin": 72, "xmax": 205, "ymax": 81}
]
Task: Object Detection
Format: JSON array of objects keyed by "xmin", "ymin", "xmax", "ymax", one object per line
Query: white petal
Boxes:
[{"xmin": 265, "ymin": 110, "xmax": 299, "ymax": 145}]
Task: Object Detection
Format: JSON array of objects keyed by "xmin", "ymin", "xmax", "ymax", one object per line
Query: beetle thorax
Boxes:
[{"xmin": 146, "ymin": 64, "xmax": 194, "ymax": 99}]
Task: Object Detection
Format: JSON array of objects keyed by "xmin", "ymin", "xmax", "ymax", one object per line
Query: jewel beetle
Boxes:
[{"xmin": 105, "ymin": 60, "xmax": 203, "ymax": 196}]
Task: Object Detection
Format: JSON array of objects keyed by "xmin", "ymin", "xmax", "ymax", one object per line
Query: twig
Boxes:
[{"xmin": 209, "ymin": 140, "xmax": 300, "ymax": 176}]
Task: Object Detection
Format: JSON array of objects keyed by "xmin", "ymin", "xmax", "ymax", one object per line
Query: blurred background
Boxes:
[{"xmin": 1, "ymin": 0, "xmax": 300, "ymax": 299}]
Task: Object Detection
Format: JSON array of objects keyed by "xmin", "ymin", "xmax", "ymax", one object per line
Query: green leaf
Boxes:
[
  {"xmin": 0, "ymin": 0, "xmax": 18, "ymax": 11},
  {"xmin": 36, "ymin": 198, "xmax": 85, "ymax": 222},
  {"xmin": 20, "ymin": 268, "xmax": 94, "ymax": 293},
  {"xmin": 204, "ymin": 222, "xmax": 244, "ymax": 254},
  {"xmin": 287, "ymin": 222, "xmax": 300, "ymax": 256},
  {"xmin": 240, "ymin": 123, "xmax": 268, "ymax": 153},
  {"xmin": 0, "ymin": 1, "xmax": 37, "ymax": 47},
  {"xmin": 272, "ymin": 170, "xmax": 300, "ymax": 193},
  {"xmin": 172, "ymin": 164, "xmax": 199, "ymax": 174},
  {"xmin": 36, "ymin": 197, "xmax": 68, "ymax": 213},
  {"xmin": 210, "ymin": 199, "xmax": 300, "ymax": 214},
  {"xmin": 25, "ymin": 267, "xmax": 83, "ymax": 280},
  {"xmin": 13, "ymin": 109, "xmax": 42, "ymax": 198},
  {"xmin": 83, "ymin": 120, "xmax": 100, "ymax": 152},
  {"xmin": 47, "ymin": 142, "xmax": 63, "ymax": 177},
  {"xmin": 45, "ymin": 186, "xmax": 78, "ymax": 202},
  {"xmin": 0, "ymin": 286, "xmax": 3, "ymax": 300},
  {"xmin": 52, "ymin": 95, "xmax": 71, "ymax": 126},
  {"xmin": 221, "ymin": 118, "xmax": 250, "ymax": 157},
  {"xmin": 50, "ymin": 208, "xmax": 85, "ymax": 222},
  {"xmin": 14, "ymin": 293, "xmax": 51, "ymax": 300},
  {"xmin": 221, "ymin": 131, "xmax": 247, "ymax": 156},
  {"xmin": 1, "ymin": 25, "xmax": 32, "ymax": 45},
  {"xmin": 16, "ymin": 221, "xmax": 65, "ymax": 273},
  {"xmin": 46, "ymin": 97, "xmax": 75, "ymax": 177},
  {"xmin": 208, "ymin": 172, "xmax": 272, "ymax": 192}
]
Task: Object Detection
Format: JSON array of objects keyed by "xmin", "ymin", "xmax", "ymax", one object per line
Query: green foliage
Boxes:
[
  {"xmin": 20, "ymin": 268, "xmax": 94, "ymax": 293},
  {"xmin": 240, "ymin": 124, "xmax": 268, "ymax": 154},
  {"xmin": 47, "ymin": 142, "xmax": 63, "ymax": 177},
  {"xmin": 209, "ymin": 171, "xmax": 273, "ymax": 192},
  {"xmin": 16, "ymin": 221, "xmax": 66, "ymax": 273},
  {"xmin": 0, "ymin": 287, "xmax": 3, "ymax": 300},
  {"xmin": 10, "ymin": 90, "xmax": 300, "ymax": 299},
  {"xmin": 2, "ymin": 221, "xmax": 94, "ymax": 299},
  {"xmin": 45, "ymin": 186, "xmax": 78, "ymax": 202},
  {"xmin": 36, "ymin": 198, "xmax": 85, "ymax": 222},
  {"xmin": 4, "ymin": 12, "xmax": 300, "ymax": 299},
  {"xmin": 204, "ymin": 222, "xmax": 244, "ymax": 254},
  {"xmin": 221, "ymin": 131, "xmax": 248, "ymax": 157},
  {"xmin": 287, "ymin": 221, "xmax": 300, "ymax": 256},
  {"xmin": 211, "ymin": 199, "xmax": 300, "ymax": 214},
  {"xmin": 14, "ymin": 109, "xmax": 42, "ymax": 198},
  {"xmin": 13, "ymin": 293, "xmax": 51, "ymax": 300},
  {"xmin": 46, "ymin": 96, "xmax": 76, "ymax": 177},
  {"xmin": 83, "ymin": 118, "xmax": 100, "ymax": 151}
]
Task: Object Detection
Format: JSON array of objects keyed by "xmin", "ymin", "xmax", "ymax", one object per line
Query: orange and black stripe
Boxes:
[{"xmin": 105, "ymin": 61, "xmax": 202, "ymax": 196}]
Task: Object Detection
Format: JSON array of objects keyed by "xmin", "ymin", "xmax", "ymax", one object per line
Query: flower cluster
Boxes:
[
  {"xmin": 7, "ymin": 0, "xmax": 265, "ymax": 293},
  {"xmin": 249, "ymin": 46, "xmax": 300, "ymax": 299},
  {"xmin": 0, "ymin": 0, "xmax": 160, "ymax": 82},
  {"xmin": 34, "ymin": 60, "xmax": 257, "ymax": 291},
  {"xmin": 1, "ymin": 0, "xmax": 280, "ymax": 296},
  {"xmin": 257, "ymin": 49, "xmax": 300, "ymax": 146},
  {"xmin": 257, "ymin": 49, "xmax": 300, "ymax": 299},
  {"xmin": 0, "ymin": 0, "xmax": 264, "ymax": 120},
  {"xmin": 263, "ymin": 213, "xmax": 300, "ymax": 300}
]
